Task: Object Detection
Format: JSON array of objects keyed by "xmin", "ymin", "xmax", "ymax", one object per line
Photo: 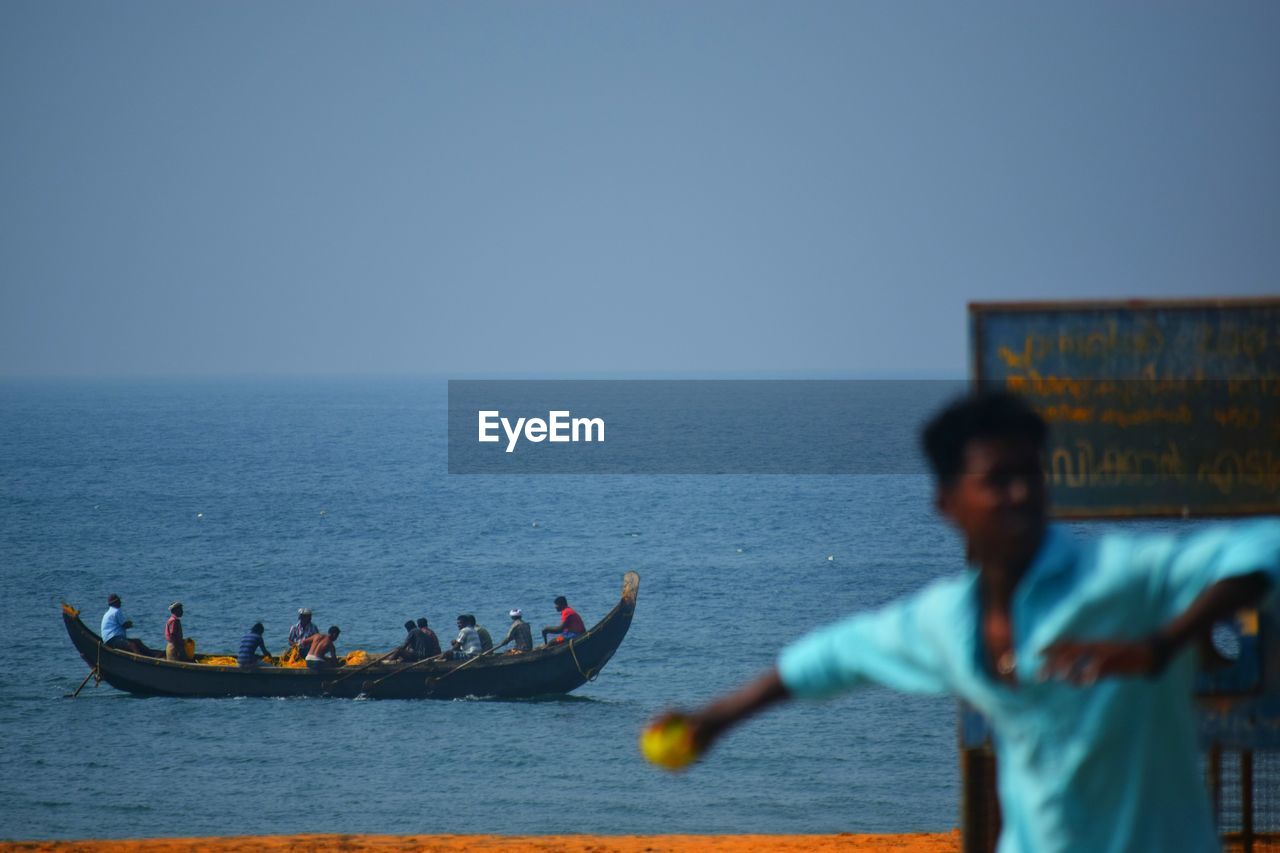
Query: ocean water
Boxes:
[{"xmin": 1, "ymin": 378, "xmax": 1018, "ymax": 839}]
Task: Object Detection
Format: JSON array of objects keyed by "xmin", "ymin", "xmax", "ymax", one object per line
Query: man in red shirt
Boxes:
[
  {"xmin": 164, "ymin": 602, "xmax": 189, "ymax": 661},
  {"xmin": 542, "ymin": 596, "xmax": 586, "ymax": 645}
]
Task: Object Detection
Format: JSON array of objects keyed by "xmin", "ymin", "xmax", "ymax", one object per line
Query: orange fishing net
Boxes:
[{"xmin": 194, "ymin": 646, "xmax": 369, "ymax": 667}]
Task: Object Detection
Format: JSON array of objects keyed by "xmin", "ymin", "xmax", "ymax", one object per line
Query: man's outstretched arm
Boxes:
[
  {"xmin": 679, "ymin": 669, "xmax": 791, "ymax": 755},
  {"xmin": 1042, "ymin": 571, "xmax": 1272, "ymax": 685}
]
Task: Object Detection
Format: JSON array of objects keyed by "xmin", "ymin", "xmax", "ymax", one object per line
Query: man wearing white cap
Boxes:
[
  {"xmin": 287, "ymin": 608, "xmax": 319, "ymax": 652},
  {"xmin": 494, "ymin": 608, "xmax": 533, "ymax": 653}
]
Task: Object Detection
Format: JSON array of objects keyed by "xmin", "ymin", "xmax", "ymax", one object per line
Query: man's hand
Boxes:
[
  {"xmin": 1041, "ymin": 574, "xmax": 1272, "ymax": 687},
  {"xmin": 644, "ymin": 669, "xmax": 790, "ymax": 767},
  {"xmin": 674, "ymin": 709, "xmax": 724, "ymax": 755},
  {"xmin": 1040, "ymin": 635, "xmax": 1173, "ymax": 685}
]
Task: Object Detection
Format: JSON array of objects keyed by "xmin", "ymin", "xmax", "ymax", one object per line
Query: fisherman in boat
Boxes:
[
  {"xmin": 237, "ymin": 623, "xmax": 272, "ymax": 667},
  {"xmin": 386, "ymin": 617, "xmax": 442, "ymax": 666},
  {"xmin": 471, "ymin": 614, "xmax": 494, "ymax": 652},
  {"xmin": 164, "ymin": 602, "xmax": 190, "ymax": 661},
  {"xmin": 304, "ymin": 625, "xmax": 341, "ymax": 670},
  {"xmin": 287, "ymin": 607, "xmax": 318, "ymax": 653},
  {"xmin": 542, "ymin": 596, "xmax": 585, "ymax": 645},
  {"xmin": 413, "ymin": 618, "xmax": 442, "ymax": 659},
  {"xmin": 100, "ymin": 593, "xmax": 159, "ymax": 657},
  {"xmin": 494, "ymin": 608, "xmax": 533, "ymax": 653},
  {"xmin": 387, "ymin": 620, "xmax": 421, "ymax": 663},
  {"xmin": 451, "ymin": 615, "xmax": 483, "ymax": 659},
  {"xmin": 389, "ymin": 618, "xmax": 443, "ymax": 662}
]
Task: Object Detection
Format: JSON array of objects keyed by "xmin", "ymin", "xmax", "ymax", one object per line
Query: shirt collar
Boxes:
[
  {"xmin": 1017, "ymin": 524, "xmax": 1077, "ymax": 593},
  {"xmin": 966, "ymin": 524, "xmax": 1077, "ymax": 680},
  {"xmin": 961, "ymin": 524, "xmax": 1075, "ymax": 597}
]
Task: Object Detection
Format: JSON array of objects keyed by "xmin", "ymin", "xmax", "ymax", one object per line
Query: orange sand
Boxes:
[{"xmin": 1, "ymin": 832, "xmax": 960, "ymax": 852}]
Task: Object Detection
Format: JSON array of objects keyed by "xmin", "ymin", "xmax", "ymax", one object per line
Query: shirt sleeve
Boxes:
[
  {"xmin": 1153, "ymin": 519, "xmax": 1280, "ymax": 616},
  {"xmin": 777, "ymin": 579, "xmax": 960, "ymax": 700}
]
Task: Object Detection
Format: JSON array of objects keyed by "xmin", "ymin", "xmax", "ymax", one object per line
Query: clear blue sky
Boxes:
[{"xmin": 2, "ymin": 2, "xmax": 1277, "ymax": 377}]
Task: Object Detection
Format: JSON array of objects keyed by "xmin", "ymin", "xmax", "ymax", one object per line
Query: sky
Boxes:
[{"xmin": 2, "ymin": 2, "xmax": 1278, "ymax": 378}]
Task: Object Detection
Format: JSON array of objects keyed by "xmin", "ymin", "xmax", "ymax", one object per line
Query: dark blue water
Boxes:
[{"xmin": 2, "ymin": 378, "xmax": 979, "ymax": 839}]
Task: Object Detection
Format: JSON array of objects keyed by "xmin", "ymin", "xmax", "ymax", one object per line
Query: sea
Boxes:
[{"xmin": 0, "ymin": 377, "xmax": 1180, "ymax": 840}]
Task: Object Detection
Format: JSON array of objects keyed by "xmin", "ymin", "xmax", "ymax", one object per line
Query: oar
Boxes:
[
  {"xmin": 360, "ymin": 650, "xmax": 452, "ymax": 693},
  {"xmin": 364, "ymin": 647, "xmax": 497, "ymax": 694},
  {"xmin": 66, "ymin": 643, "xmax": 103, "ymax": 698},
  {"xmin": 67, "ymin": 667, "xmax": 98, "ymax": 698},
  {"xmin": 421, "ymin": 647, "xmax": 500, "ymax": 691},
  {"xmin": 320, "ymin": 647, "xmax": 402, "ymax": 694}
]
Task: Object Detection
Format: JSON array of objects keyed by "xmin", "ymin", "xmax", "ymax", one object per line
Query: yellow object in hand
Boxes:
[{"xmin": 640, "ymin": 716, "xmax": 699, "ymax": 771}]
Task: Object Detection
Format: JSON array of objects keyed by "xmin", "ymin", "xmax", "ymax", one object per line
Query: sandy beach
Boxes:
[{"xmin": 1, "ymin": 833, "xmax": 961, "ymax": 852}]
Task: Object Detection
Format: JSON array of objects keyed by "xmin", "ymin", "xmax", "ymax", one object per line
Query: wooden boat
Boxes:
[{"xmin": 63, "ymin": 572, "xmax": 639, "ymax": 699}]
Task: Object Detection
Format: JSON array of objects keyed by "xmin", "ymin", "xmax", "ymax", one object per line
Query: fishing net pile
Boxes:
[{"xmin": 192, "ymin": 646, "xmax": 371, "ymax": 667}]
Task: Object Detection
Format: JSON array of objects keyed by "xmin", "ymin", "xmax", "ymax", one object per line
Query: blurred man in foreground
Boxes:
[{"xmin": 662, "ymin": 392, "xmax": 1279, "ymax": 853}]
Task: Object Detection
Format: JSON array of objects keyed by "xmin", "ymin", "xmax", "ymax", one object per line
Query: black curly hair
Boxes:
[{"xmin": 921, "ymin": 391, "xmax": 1047, "ymax": 487}]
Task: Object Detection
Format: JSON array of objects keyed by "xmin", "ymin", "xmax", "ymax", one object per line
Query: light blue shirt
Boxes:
[
  {"xmin": 101, "ymin": 606, "xmax": 129, "ymax": 643},
  {"xmin": 778, "ymin": 521, "xmax": 1280, "ymax": 853}
]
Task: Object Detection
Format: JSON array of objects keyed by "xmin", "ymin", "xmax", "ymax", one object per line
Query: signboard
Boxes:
[
  {"xmin": 963, "ymin": 298, "xmax": 1280, "ymax": 853},
  {"xmin": 970, "ymin": 298, "xmax": 1280, "ymax": 518}
]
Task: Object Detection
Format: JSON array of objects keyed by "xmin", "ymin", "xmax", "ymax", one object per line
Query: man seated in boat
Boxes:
[
  {"xmin": 542, "ymin": 596, "xmax": 586, "ymax": 645},
  {"xmin": 450, "ymin": 615, "xmax": 483, "ymax": 659},
  {"xmin": 471, "ymin": 614, "xmax": 494, "ymax": 652},
  {"xmin": 237, "ymin": 622, "xmax": 272, "ymax": 667},
  {"xmin": 100, "ymin": 593, "xmax": 159, "ymax": 657},
  {"xmin": 495, "ymin": 608, "xmax": 533, "ymax": 653},
  {"xmin": 385, "ymin": 620, "xmax": 418, "ymax": 663},
  {"xmin": 286, "ymin": 608, "xmax": 319, "ymax": 658},
  {"xmin": 413, "ymin": 618, "xmax": 442, "ymax": 659},
  {"xmin": 164, "ymin": 602, "xmax": 191, "ymax": 661},
  {"xmin": 388, "ymin": 619, "xmax": 441, "ymax": 663},
  {"xmin": 303, "ymin": 625, "xmax": 341, "ymax": 670}
]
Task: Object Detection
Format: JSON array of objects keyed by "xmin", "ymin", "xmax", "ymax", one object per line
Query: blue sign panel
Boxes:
[{"xmin": 971, "ymin": 299, "xmax": 1280, "ymax": 518}]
